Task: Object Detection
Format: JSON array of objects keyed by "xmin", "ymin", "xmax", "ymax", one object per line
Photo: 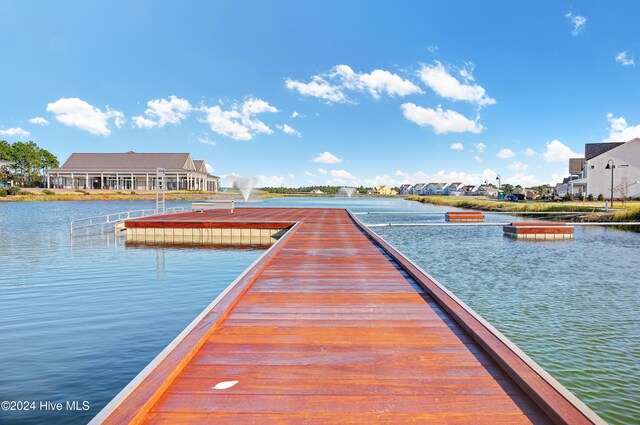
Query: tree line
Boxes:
[
  {"xmin": 0, "ymin": 140, "xmax": 59, "ymax": 187},
  {"xmin": 258, "ymin": 185, "xmax": 371, "ymax": 194}
]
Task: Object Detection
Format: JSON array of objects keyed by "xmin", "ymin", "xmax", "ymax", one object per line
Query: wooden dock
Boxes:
[{"xmin": 92, "ymin": 208, "xmax": 602, "ymax": 424}]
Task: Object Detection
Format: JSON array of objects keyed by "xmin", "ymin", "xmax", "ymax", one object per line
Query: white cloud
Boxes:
[
  {"xmin": 474, "ymin": 156, "xmax": 483, "ymax": 163},
  {"xmin": 605, "ymin": 113, "xmax": 640, "ymax": 142},
  {"xmin": 132, "ymin": 95, "xmax": 192, "ymax": 128},
  {"xmin": 257, "ymin": 175, "xmax": 287, "ymax": 187},
  {"xmin": 450, "ymin": 143, "xmax": 464, "ymax": 150},
  {"xmin": 391, "ymin": 168, "xmax": 499, "ymax": 187},
  {"xmin": 418, "ymin": 62, "xmax": 495, "ymax": 106},
  {"xmin": 29, "ymin": 117, "xmax": 49, "ymax": 126},
  {"xmin": 204, "ymin": 163, "xmax": 214, "ymax": 174},
  {"xmin": 330, "ymin": 169, "xmax": 358, "ymax": 185},
  {"xmin": 497, "ymin": 148, "xmax": 515, "ymax": 159},
  {"xmin": 198, "ymin": 136, "xmax": 216, "ymax": 146},
  {"xmin": 291, "ymin": 111, "xmax": 300, "ymax": 118},
  {"xmin": 199, "ymin": 97, "xmax": 278, "ymax": 141},
  {"xmin": 313, "ymin": 151, "xmax": 342, "ymax": 164},
  {"xmin": 566, "ymin": 12, "xmax": 586, "ymax": 37},
  {"xmin": 507, "ymin": 173, "xmax": 542, "ymax": 187},
  {"xmin": 615, "ymin": 51, "xmax": 634, "ymax": 66},
  {"xmin": 543, "ymin": 140, "xmax": 580, "ymax": 163},
  {"xmin": 285, "ymin": 76, "xmax": 347, "ymax": 103},
  {"xmin": 331, "ymin": 65, "xmax": 423, "ymax": 99},
  {"xmin": 304, "ymin": 171, "xmax": 315, "ymax": 177},
  {"xmin": 276, "ymin": 123, "xmax": 302, "ymax": 138},
  {"xmin": 508, "ymin": 161, "xmax": 529, "ymax": 171},
  {"xmin": 0, "ymin": 127, "xmax": 31, "ymax": 138},
  {"xmin": 474, "ymin": 142, "xmax": 486, "ymax": 152},
  {"xmin": 427, "ymin": 45, "xmax": 439, "ymax": 53},
  {"xmin": 524, "ymin": 148, "xmax": 536, "ymax": 157},
  {"xmin": 317, "ymin": 168, "xmax": 328, "ymax": 175},
  {"xmin": 401, "ymin": 103, "xmax": 483, "ymax": 134},
  {"xmin": 46, "ymin": 97, "xmax": 124, "ymax": 136}
]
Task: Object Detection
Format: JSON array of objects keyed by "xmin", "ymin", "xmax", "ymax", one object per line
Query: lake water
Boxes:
[{"xmin": 0, "ymin": 197, "xmax": 638, "ymax": 424}]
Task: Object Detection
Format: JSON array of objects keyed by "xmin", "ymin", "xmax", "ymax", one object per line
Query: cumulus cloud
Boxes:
[
  {"xmin": 304, "ymin": 171, "xmax": 315, "ymax": 177},
  {"xmin": 132, "ymin": 95, "xmax": 192, "ymax": 128},
  {"xmin": 257, "ymin": 175, "xmax": 287, "ymax": 187},
  {"xmin": 286, "ymin": 64, "xmax": 421, "ymax": 103},
  {"xmin": 566, "ymin": 12, "xmax": 586, "ymax": 36},
  {"xmin": 199, "ymin": 97, "xmax": 278, "ymax": 141},
  {"xmin": 524, "ymin": 148, "xmax": 536, "ymax": 157},
  {"xmin": 543, "ymin": 140, "xmax": 580, "ymax": 163},
  {"xmin": 291, "ymin": 111, "xmax": 300, "ymax": 118},
  {"xmin": 418, "ymin": 62, "xmax": 495, "ymax": 106},
  {"xmin": 507, "ymin": 173, "xmax": 542, "ymax": 187},
  {"xmin": 450, "ymin": 143, "xmax": 464, "ymax": 150},
  {"xmin": 401, "ymin": 103, "xmax": 482, "ymax": 134},
  {"xmin": 508, "ymin": 161, "xmax": 529, "ymax": 171},
  {"xmin": 605, "ymin": 113, "xmax": 640, "ymax": 142},
  {"xmin": 497, "ymin": 148, "xmax": 515, "ymax": 159},
  {"xmin": 330, "ymin": 169, "xmax": 358, "ymax": 185},
  {"xmin": 313, "ymin": 151, "xmax": 342, "ymax": 164},
  {"xmin": 285, "ymin": 76, "xmax": 347, "ymax": 103},
  {"xmin": 317, "ymin": 168, "xmax": 328, "ymax": 175},
  {"xmin": 29, "ymin": 117, "xmax": 49, "ymax": 125},
  {"xmin": 615, "ymin": 51, "xmax": 634, "ymax": 66},
  {"xmin": 474, "ymin": 142, "xmax": 486, "ymax": 152},
  {"xmin": 0, "ymin": 127, "xmax": 31, "ymax": 138},
  {"xmin": 276, "ymin": 123, "xmax": 302, "ymax": 138},
  {"xmin": 331, "ymin": 65, "xmax": 423, "ymax": 99},
  {"xmin": 46, "ymin": 97, "xmax": 124, "ymax": 136},
  {"xmin": 474, "ymin": 156, "xmax": 483, "ymax": 163}
]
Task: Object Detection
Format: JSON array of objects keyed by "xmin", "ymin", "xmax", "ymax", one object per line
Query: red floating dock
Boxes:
[
  {"xmin": 91, "ymin": 208, "xmax": 599, "ymax": 424},
  {"xmin": 503, "ymin": 222, "xmax": 574, "ymax": 241},
  {"xmin": 445, "ymin": 211, "xmax": 485, "ymax": 222}
]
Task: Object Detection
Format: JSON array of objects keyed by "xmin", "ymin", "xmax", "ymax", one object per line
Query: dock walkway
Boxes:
[{"xmin": 93, "ymin": 208, "xmax": 601, "ymax": 424}]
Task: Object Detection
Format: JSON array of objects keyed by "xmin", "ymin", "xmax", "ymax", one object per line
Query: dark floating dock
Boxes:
[{"xmin": 92, "ymin": 208, "xmax": 602, "ymax": 424}]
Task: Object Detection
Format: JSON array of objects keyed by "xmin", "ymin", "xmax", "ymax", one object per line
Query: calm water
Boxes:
[{"xmin": 0, "ymin": 197, "xmax": 638, "ymax": 424}]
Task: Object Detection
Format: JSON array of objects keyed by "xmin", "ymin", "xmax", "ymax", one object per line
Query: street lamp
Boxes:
[
  {"xmin": 605, "ymin": 160, "xmax": 615, "ymax": 208},
  {"xmin": 495, "ymin": 174, "xmax": 501, "ymax": 189}
]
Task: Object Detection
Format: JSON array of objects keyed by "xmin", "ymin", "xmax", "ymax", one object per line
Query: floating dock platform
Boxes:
[
  {"xmin": 93, "ymin": 208, "xmax": 600, "ymax": 424},
  {"xmin": 445, "ymin": 211, "xmax": 485, "ymax": 222},
  {"xmin": 503, "ymin": 222, "xmax": 575, "ymax": 241}
]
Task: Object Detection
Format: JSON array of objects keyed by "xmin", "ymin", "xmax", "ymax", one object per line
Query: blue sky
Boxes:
[{"xmin": 1, "ymin": 1, "xmax": 640, "ymax": 188}]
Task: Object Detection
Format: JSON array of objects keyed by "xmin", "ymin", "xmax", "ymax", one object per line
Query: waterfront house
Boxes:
[
  {"xmin": 46, "ymin": 152, "xmax": 219, "ymax": 191},
  {"xmin": 399, "ymin": 184, "xmax": 412, "ymax": 195},
  {"xmin": 562, "ymin": 138, "xmax": 640, "ymax": 199},
  {"xmin": 421, "ymin": 183, "xmax": 437, "ymax": 195},
  {"xmin": 477, "ymin": 185, "xmax": 499, "ymax": 198},
  {"xmin": 443, "ymin": 182, "xmax": 463, "ymax": 195},
  {"xmin": 412, "ymin": 183, "xmax": 427, "ymax": 195},
  {"xmin": 460, "ymin": 185, "xmax": 478, "ymax": 195},
  {"xmin": 373, "ymin": 186, "xmax": 398, "ymax": 195}
]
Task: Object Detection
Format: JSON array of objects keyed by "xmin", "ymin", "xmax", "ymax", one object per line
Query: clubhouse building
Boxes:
[{"xmin": 46, "ymin": 152, "xmax": 219, "ymax": 191}]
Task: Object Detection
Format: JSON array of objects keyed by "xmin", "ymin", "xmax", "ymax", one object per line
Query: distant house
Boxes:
[
  {"xmin": 477, "ymin": 185, "xmax": 499, "ymax": 198},
  {"xmin": 443, "ymin": 182, "xmax": 463, "ymax": 195},
  {"xmin": 46, "ymin": 152, "xmax": 219, "ymax": 191},
  {"xmin": 399, "ymin": 184, "xmax": 413, "ymax": 195},
  {"xmin": 310, "ymin": 189, "xmax": 323, "ymax": 194},
  {"xmin": 373, "ymin": 186, "xmax": 398, "ymax": 195},
  {"xmin": 412, "ymin": 183, "xmax": 427, "ymax": 195},
  {"xmin": 433, "ymin": 183, "xmax": 448, "ymax": 195},
  {"xmin": 421, "ymin": 183, "xmax": 437, "ymax": 195},
  {"xmin": 460, "ymin": 185, "xmax": 478, "ymax": 196}
]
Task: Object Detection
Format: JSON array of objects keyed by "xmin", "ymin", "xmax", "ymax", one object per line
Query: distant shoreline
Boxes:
[{"xmin": 405, "ymin": 195, "xmax": 640, "ymax": 229}]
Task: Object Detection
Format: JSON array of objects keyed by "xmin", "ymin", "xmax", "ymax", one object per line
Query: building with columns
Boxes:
[{"xmin": 46, "ymin": 152, "xmax": 219, "ymax": 191}]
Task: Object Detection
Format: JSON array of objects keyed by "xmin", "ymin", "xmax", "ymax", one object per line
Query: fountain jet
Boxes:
[
  {"xmin": 337, "ymin": 187, "xmax": 357, "ymax": 198},
  {"xmin": 232, "ymin": 176, "xmax": 256, "ymax": 202}
]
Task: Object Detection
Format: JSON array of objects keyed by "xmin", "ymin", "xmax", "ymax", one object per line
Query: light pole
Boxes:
[
  {"xmin": 495, "ymin": 174, "xmax": 501, "ymax": 189},
  {"xmin": 605, "ymin": 160, "xmax": 615, "ymax": 208}
]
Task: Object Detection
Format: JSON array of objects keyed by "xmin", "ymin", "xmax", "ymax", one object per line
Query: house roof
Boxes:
[
  {"xmin": 50, "ymin": 152, "xmax": 214, "ymax": 175},
  {"xmin": 193, "ymin": 160, "xmax": 207, "ymax": 173},
  {"xmin": 569, "ymin": 158, "xmax": 585, "ymax": 174},
  {"xmin": 584, "ymin": 142, "xmax": 624, "ymax": 161}
]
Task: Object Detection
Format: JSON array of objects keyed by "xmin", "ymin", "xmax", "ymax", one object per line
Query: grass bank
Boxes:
[{"xmin": 405, "ymin": 195, "xmax": 640, "ymax": 230}]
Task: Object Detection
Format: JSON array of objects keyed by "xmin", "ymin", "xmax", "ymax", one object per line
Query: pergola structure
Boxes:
[{"xmin": 46, "ymin": 152, "xmax": 219, "ymax": 191}]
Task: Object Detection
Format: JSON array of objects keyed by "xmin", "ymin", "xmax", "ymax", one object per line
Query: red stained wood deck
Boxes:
[{"xmin": 93, "ymin": 208, "xmax": 600, "ymax": 425}]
